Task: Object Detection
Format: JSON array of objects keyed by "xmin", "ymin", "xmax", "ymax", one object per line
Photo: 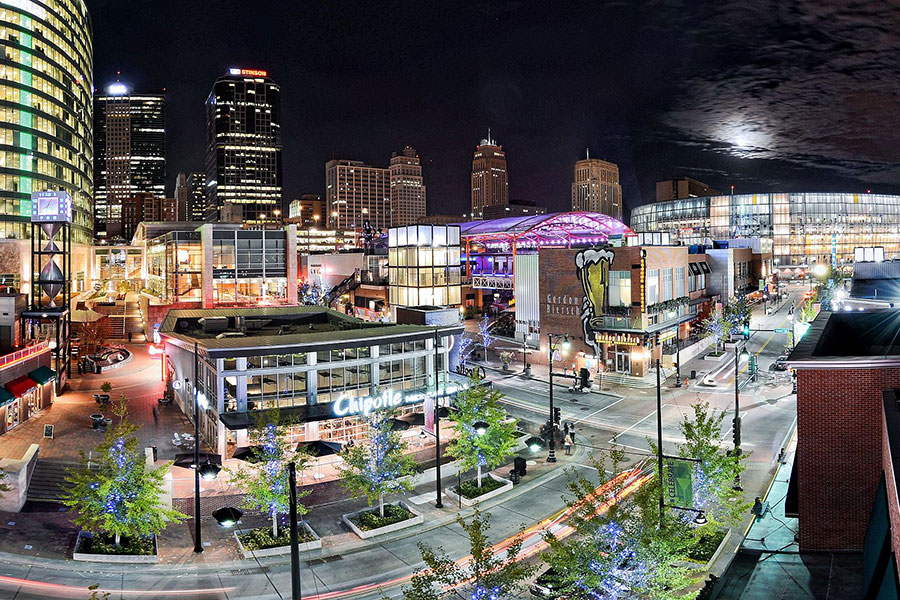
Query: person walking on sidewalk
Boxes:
[
  {"xmin": 564, "ymin": 437, "xmax": 572, "ymax": 455},
  {"xmin": 569, "ymin": 425, "xmax": 576, "ymax": 448}
]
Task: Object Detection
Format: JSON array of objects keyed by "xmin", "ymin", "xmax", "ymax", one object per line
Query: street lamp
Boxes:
[
  {"xmin": 198, "ymin": 460, "xmax": 220, "ymax": 481},
  {"xmin": 473, "ymin": 421, "xmax": 489, "ymax": 436},
  {"xmin": 431, "ymin": 328, "xmax": 446, "ymax": 509},
  {"xmin": 733, "ymin": 345, "xmax": 750, "ymax": 491},
  {"xmin": 189, "ymin": 341, "xmax": 220, "ymax": 553},
  {"xmin": 525, "ymin": 436, "xmax": 544, "ymax": 453},
  {"xmin": 212, "ymin": 506, "xmax": 243, "ymax": 528},
  {"xmin": 547, "ymin": 334, "xmax": 570, "ymax": 463}
]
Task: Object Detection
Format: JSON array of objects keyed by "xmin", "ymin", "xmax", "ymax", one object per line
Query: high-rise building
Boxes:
[
  {"xmin": 571, "ymin": 152, "xmax": 622, "ymax": 221},
  {"xmin": 325, "ymin": 160, "xmax": 390, "ymax": 231},
  {"xmin": 655, "ymin": 177, "xmax": 719, "ymax": 203},
  {"xmin": 174, "ymin": 172, "xmax": 188, "ymax": 221},
  {"xmin": 94, "ymin": 83, "xmax": 165, "ymax": 240},
  {"xmin": 186, "ymin": 172, "xmax": 206, "ymax": 222},
  {"xmin": 288, "ymin": 194, "xmax": 324, "ymax": 228},
  {"xmin": 0, "ymin": 1, "xmax": 94, "ymax": 243},
  {"xmin": 205, "ymin": 68, "xmax": 282, "ymax": 224},
  {"xmin": 389, "ymin": 146, "xmax": 426, "ymax": 226},
  {"xmin": 470, "ymin": 131, "xmax": 508, "ymax": 219}
]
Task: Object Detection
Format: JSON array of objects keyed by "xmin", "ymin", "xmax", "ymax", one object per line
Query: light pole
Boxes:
[
  {"xmin": 674, "ymin": 337, "xmax": 682, "ymax": 388},
  {"xmin": 733, "ymin": 345, "xmax": 750, "ymax": 491},
  {"xmin": 547, "ymin": 334, "xmax": 570, "ymax": 463},
  {"xmin": 192, "ymin": 341, "xmax": 203, "ymax": 553},
  {"xmin": 288, "ymin": 461, "xmax": 301, "ymax": 600},
  {"xmin": 656, "ymin": 358, "xmax": 664, "ymax": 527},
  {"xmin": 433, "ymin": 328, "xmax": 444, "ymax": 509}
]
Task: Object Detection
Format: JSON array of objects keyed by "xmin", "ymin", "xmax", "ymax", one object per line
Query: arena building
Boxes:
[{"xmin": 631, "ymin": 192, "xmax": 900, "ymax": 276}]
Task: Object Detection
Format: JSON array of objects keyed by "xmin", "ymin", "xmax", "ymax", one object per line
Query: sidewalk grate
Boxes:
[
  {"xmin": 231, "ymin": 567, "xmax": 269, "ymax": 576},
  {"xmin": 307, "ymin": 555, "xmax": 343, "ymax": 565}
]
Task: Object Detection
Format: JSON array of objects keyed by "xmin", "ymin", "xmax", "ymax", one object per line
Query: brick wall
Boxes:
[
  {"xmin": 797, "ymin": 366, "xmax": 900, "ymax": 549},
  {"xmin": 882, "ymin": 410, "xmax": 900, "ymax": 582}
]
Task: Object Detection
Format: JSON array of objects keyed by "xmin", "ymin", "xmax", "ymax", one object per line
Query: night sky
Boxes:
[{"xmin": 86, "ymin": 0, "xmax": 900, "ymax": 223}]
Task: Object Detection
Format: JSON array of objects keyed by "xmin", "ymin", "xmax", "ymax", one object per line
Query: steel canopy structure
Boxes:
[{"xmin": 456, "ymin": 211, "xmax": 634, "ymax": 249}]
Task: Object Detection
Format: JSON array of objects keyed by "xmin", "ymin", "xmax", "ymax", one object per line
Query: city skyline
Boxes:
[{"xmin": 86, "ymin": 1, "xmax": 900, "ymax": 222}]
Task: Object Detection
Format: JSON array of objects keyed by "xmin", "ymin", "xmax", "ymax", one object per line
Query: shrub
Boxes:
[
  {"xmin": 79, "ymin": 532, "xmax": 154, "ymax": 556},
  {"xmin": 349, "ymin": 503, "xmax": 414, "ymax": 531},
  {"xmin": 455, "ymin": 476, "xmax": 505, "ymax": 499},
  {"xmin": 238, "ymin": 525, "xmax": 315, "ymax": 551}
]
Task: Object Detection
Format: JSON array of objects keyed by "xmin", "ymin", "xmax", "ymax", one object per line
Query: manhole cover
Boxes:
[{"xmin": 581, "ymin": 407, "xmax": 590, "ymax": 411}]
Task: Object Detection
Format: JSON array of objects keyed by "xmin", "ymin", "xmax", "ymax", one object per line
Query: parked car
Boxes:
[{"xmin": 770, "ymin": 355, "xmax": 789, "ymax": 371}]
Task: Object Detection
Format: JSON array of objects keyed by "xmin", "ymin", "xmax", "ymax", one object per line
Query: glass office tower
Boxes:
[{"xmin": 0, "ymin": 0, "xmax": 93, "ymax": 243}]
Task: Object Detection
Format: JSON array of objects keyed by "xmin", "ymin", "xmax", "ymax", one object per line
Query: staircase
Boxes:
[{"xmin": 27, "ymin": 460, "xmax": 77, "ymax": 503}]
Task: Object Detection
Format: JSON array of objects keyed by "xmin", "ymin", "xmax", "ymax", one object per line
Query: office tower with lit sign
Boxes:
[
  {"xmin": 470, "ymin": 132, "xmax": 508, "ymax": 219},
  {"xmin": 94, "ymin": 82, "xmax": 166, "ymax": 240},
  {"xmin": 390, "ymin": 146, "xmax": 426, "ymax": 227},
  {"xmin": 205, "ymin": 68, "xmax": 282, "ymax": 224},
  {"xmin": 0, "ymin": 1, "xmax": 94, "ymax": 243}
]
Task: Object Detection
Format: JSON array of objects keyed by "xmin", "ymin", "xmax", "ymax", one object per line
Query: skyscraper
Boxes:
[
  {"xmin": 94, "ymin": 83, "xmax": 165, "ymax": 240},
  {"xmin": 0, "ymin": 1, "xmax": 94, "ymax": 243},
  {"xmin": 571, "ymin": 151, "xmax": 622, "ymax": 221},
  {"xmin": 389, "ymin": 146, "xmax": 426, "ymax": 226},
  {"xmin": 174, "ymin": 172, "xmax": 188, "ymax": 220},
  {"xmin": 205, "ymin": 68, "xmax": 282, "ymax": 224},
  {"xmin": 470, "ymin": 131, "xmax": 508, "ymax": 219},
  {"xmin": 288, "ymin": 194, "xmax": 324, "ymax": 228},
  {"xmin": 186, "ymin": 171, "xmax": 206, "ymax": 221},
  {"xmin": 325, "ymin": 160, "xmax": 390, "ymax": 231}
]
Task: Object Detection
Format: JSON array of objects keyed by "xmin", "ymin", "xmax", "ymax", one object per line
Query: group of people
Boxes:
[{"xmin": 561, "ymin": 421, "xmax": 576, "ymax": 455}]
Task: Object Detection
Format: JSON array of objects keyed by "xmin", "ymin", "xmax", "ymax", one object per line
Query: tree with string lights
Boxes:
[
  {"xmin": 62, "ymin": 401, "xmax": 184, "ymax": 550},
  {"xmin": 447, "ymin": 374, "xmax": 517, "ymax": 490},
  {"xmin": 404, "ymin": 509, "xmax": 534, "ymax": 600},
  {"xmin": 477, "ymin": 314, "xmax": 495, "ymax": 361},
  {"xmin": 338, "ymin": 407, "xmax": 419, "ymax": 518},
  {"xmin": 227, "ymin": 410, "xmax": 310, "ymax": 539}
]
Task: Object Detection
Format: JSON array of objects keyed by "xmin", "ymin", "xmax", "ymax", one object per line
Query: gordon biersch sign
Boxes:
[{"xmin": 332, "ymin": 384, "xmax": 466, "ymax": 418}]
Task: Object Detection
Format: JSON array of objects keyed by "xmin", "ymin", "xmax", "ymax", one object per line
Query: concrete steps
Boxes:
[{"xmin": 26, "ymin": 460, "xmax": 78, "ymax": 502}]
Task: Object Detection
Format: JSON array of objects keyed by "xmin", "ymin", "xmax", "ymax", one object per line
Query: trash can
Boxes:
[
  {"xmin": 151, "ymin": 446, "xmax": 158, "ymax": 461},
  {"xmin": 514, "ymin": 456, "xmax": 527, "ymax": 477},
  {"xmin": 509, "ymin": 469, "xmax": 520, "ymax": 485}
]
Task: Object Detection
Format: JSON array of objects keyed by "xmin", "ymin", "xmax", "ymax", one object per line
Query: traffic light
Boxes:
[
  {"xmin": 553, "ymin": 407, "xmax": 561, "ymax": 425},
  {"xmin": 742, "ymin": 323, "xmax": 750, "ymax": 339},
  {"xmin": 732, "ymin": 417, "xmax": 742, "ymax": 448}
]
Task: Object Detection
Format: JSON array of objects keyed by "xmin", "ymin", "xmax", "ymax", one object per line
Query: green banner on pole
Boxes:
[{"xmin": 665, "ymin": 458, "xmax": 694, "ymax": 507}]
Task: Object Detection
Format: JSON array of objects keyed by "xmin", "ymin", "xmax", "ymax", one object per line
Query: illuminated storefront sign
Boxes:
[
  {"xmin": 332, "ymin": 384, "xmax": 466, "ymax": 418},
  {"xmin": 658, "ymin": 328, "xmax": 677, "ymax": 343},
  {"xmin": 595, "ymin": 332, "xmax": 641, "ymax": 346},
  {"xmin": 229, "ymin": 68, "xmax": 268, "ymax": 77}
]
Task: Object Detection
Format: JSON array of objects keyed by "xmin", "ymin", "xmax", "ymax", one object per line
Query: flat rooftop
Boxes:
[
  {"xmin": 159, "ymin": 305, "xmax": 462, "ymax": 356},
  {"xmin": 788, "ymin": 310, "xmax": 900, "ymax": 367}
]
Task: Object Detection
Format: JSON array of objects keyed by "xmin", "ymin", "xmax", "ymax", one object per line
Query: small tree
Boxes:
[
  {"xmin": 80, "ymin": 319, "xmax": 107, "ymax": 355},
  {"xmin": 62, "ymin": 403, "xmax": 184, "ymax": 548},
  {"xmin": 477, "ymin": 314, "xmax": 496, "ymax": 360},
  {"xmin": 699, "ymin": 311, "xmax": 729, "ymax": 352},
  {"xmin": 100, "ymin": 381, "xmax": 112, "ymax": 395},
  {"xmin": 675, "ymin": 401, "xmax": 751, "ymax": 528},
  {"xmin": 404, "ymin": 509, "xmax": 535, "ymax": 600},
  {"xmin": 338, "ymin": 408, "xmax": 419, "ymax": 517},
  {"xmin": 227, "ymin": 411, "xmax": 310, "ymax": 539},
  {"xmin": 456, "ymin": 335, "xmax": 475, "ymax": 368},
  {"xmin": 447, "ymin": 375, "xmax": 518, "ymax": 488},
  {"xmin": 723, "ymin": 295, "xmax": 751, "ymax": 338}
]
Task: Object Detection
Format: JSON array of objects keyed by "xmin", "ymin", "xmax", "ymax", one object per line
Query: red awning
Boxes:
[{"xmin": 5, "ymin": 376, "xmax": 37, "ymax": 398}]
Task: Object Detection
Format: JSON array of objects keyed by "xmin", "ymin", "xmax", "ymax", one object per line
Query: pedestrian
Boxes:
[
  {"xmin": 563, "ymin": 421, "xmax": 570, "ymax": 439},
  {"xmin": 569, "ymin": 425, "xmax": 576, "ymax": 447},
  {"xmin": 128, "ymin": 332, "xmax": 132, "ymax": 343},
  {"xmin": 152, "ymin": 404, "xmax": 159, "ymax": 425},
  {"xmin": 564, "ymin": 437, "xmax": 572, "ymax": 455}
]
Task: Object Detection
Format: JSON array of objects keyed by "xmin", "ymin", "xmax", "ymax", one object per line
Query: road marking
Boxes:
[{"xmin": 572, "ymin": 397, "xmax": 624, "ymax": 426}]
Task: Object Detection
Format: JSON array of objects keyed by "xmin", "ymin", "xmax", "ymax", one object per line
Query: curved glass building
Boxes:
[
  {"xmin": 631, "ymin": 193, "xmax": 900, "ymax": 272},
  {"xmin": 0, "ymin": 1, "xmax": 93, "ymax": 243}
]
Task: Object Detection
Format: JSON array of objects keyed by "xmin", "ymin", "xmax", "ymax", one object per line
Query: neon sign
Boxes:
[
  {"xmin": 229, "ymin": 68, "xmax": 268, "ymax": 77},
  {"xmin": 332, "ymin": 384, "xmax": 466, "ymax": 418}
]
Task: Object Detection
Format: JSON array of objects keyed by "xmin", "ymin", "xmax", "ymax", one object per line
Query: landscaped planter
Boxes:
[
  {"xmin": 234, "ymin": 521, "xmax": 322, "ymax": 558},
  {"xmin": 702, "ymin": 352, "xmax": 726, "ymax": 362},
  {"xmin": 72, "ymin": 531, "xmax": 159, "ymax": 563},
  {"xmin": 677, "ymin": 528, "xmax": 731, "ymax": 571},
  {"xmin": 342, "ymin": 500, "xmax": 423, "ymax": 539},
  {"xmin": 447, "ymin": 472, "xmax": 513, "ymax": 507}
]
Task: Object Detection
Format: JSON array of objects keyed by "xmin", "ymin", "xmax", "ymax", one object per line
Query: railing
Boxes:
[{"xmin": 0, "ymin": 341, "xmax": 50, "ymax": 371}]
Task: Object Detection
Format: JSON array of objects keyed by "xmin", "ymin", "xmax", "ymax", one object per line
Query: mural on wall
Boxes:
[{"xmin": 575, "ymin": 247, "xmax": 614, "ymax": 355}]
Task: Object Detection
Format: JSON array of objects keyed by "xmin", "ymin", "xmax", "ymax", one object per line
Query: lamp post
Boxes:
[
  {"xmin": 192, "ymin": 341, "xmax": 203, "ymax": 553},
  {"xmin": 674, "ymin": 337, "xmax": 682, "ymax": 388},
  {"xmin": 733, "ymin": 345, "xmax": 750, "ymax": 491},
  {"xmin": 288, "ymin": 462, "xmax": 301, "ymax": 600},
  {"xmin": 433, "ymin": 328, "xmax": 444, "ymax": 509},
  {"xmin": 656, "ymin": 358, "xmax": 664, "ymax": 527},
  {"xmin": 547, "ymin": 334, "xmax": 570, "ymax": 463}
]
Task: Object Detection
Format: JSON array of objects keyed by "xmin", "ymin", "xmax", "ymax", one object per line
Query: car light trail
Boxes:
[{"xmin": 0, "ymin": 575, "xmax": 234, "ymax": 598}]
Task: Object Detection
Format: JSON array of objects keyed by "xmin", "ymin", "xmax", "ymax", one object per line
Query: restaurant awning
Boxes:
[
  {"xmin": 5, "ymin": 376, "xmax": 37, "ymax": 398},
  {"xmin": 699, "ymin": 261, "xmax": 711, "ymax": 274},
  {"xmin": 689, "ymin": 262, "xmax": 701, "ymax": 276},
  {"xmin": 0, "ymin": 387, "xmax": 13, "ymax": 407},
  {"xmin": 28, "ymin": 366, "xmax": 57, "ymax": 385}
]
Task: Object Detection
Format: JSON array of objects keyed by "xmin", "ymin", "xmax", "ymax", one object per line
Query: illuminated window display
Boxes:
[
  {"xmin": 0, "ymin": 1, "xmax": 94, "ymax": 243},
  {"xmin": 388, "ymin": 224, "xmax": 462, "ymax": 306},
  {"xmin": 631, "ymin": 193, "xmax": 900, "ymax": 271}
]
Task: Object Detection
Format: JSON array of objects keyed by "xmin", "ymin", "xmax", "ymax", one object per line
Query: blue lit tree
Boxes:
[
  {"xmin": 447, "ymin": 374, "xmax": 518, "ymax": 489},
  {"xmin": 699, "ymin": 310, "xmax": 729, "ymax": 352},
  {"xmin": 543, "ymin": 443, "xmax": 699, "ymax": 600},
  {"xmin": 723, "ymin": 295, "xmax": 751, "ymax": 338},
  {"xmin": 338, "ymin": 407, "xmax": 419, "ymax": 517},
  {"xmin": 477, "ymin": 314, "xmax": 496, "ymax": 360},
  {"xmin": 404, "ymin": 509, "xmax": 534, "ymax": 600},
  {"xmin": 62, "ymin": 402, "xmax": 185, "ymax": 549},
  {"xmin": 227, "ymin": 410, "xmax": 310, "ymax": 539},
  {"xmin": 456, "ymin": 334, "xmax": 475, "ymax": 368}
]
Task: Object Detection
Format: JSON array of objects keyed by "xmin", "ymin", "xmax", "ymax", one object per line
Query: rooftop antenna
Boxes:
[
  {"xmin": 487, "ymin": 128, "xmax": 492, "ymax": 145},
  {"xmin": 586, "ymin": 147, "xmax": 590, "ymax": 160}
]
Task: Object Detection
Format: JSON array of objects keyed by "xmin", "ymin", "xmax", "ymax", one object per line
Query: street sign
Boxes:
[{"xmin": 774, "ymin": 328, "xmax": 789, "ymax": 333}]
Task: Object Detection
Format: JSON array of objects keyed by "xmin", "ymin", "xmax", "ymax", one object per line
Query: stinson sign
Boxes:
[{"xmin": 332, "ymin": 383, "xmax": 467, "ymax": 418}]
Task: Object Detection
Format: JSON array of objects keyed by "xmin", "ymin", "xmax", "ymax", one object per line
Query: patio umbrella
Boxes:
[
  {"xmin": 296, "ymin": 440, "xmax": 343, "ymax": 457},
  {"xmin": 388, "ymin": 418, "xmax": 411, "ymax": 431},
  {"xmin": 231, "ymin": 446, "xmax": 262, "ymax": 462}
]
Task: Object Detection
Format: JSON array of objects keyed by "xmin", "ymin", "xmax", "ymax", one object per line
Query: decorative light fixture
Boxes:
[
  {"xmin": 198, "ymin": 460, "xmax": 221, "ymax": 481},
  {"xmin": 212, "ymin": 506, "xmax": 243, "ymax": 528},
  {"xmin": 473, "ymin": 421, "xmax": 489, "ymax": 436}
]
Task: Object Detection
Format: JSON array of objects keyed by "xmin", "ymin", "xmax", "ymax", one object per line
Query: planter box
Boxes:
[
  {"xmin": 676, "ymin": 528, "xmax": 731, "ymax": 571},
  {"xmin": 447, "ymin": 472, "xmax": 513, "ymax": 507},
  {"xmin": 72, "ymin": 531, "xmax": 159, "ymax": 563},
  {"xmin": 342, "ymin": 500, "xmax": 423, "ymax": 539},
  {"xmin": 702, "ymin": 352, "xmax": 726, "ymax": 362},
  {"xmin": 234, "ymin": 521, "xmax": 322, "ymax": 558}
]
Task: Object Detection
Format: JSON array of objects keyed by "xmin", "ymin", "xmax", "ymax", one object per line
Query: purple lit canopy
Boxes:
[{"xmin": 455, "ymin": 212, "xmax": 634, "ymax": 249}]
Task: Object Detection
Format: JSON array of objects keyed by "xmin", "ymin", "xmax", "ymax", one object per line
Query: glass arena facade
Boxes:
[
  {"xmin": 0, "ymin": 1, "xmax": 93, "ymax": 243},
  {"xmin": 631, "ymin": 193, "xmax": 900, "ymax": 272}
]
